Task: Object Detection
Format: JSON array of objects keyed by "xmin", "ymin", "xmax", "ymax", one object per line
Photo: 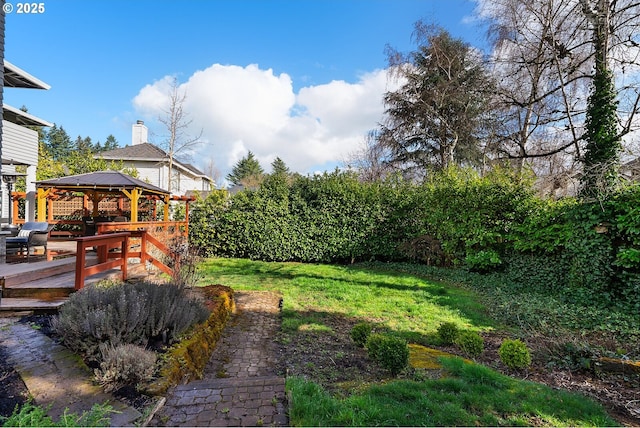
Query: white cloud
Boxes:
[{"xmin": 132, "ymin": 64, "xmax": 393, "ymax": 180}]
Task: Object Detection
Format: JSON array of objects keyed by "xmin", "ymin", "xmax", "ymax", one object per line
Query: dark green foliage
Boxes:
[
  {"xmin": 581, "ymin": 65, "xmax": 621, "ymax": 197},
  {"xmin": 465, "ymin": 250, "xmax": 502, "ymax": 273},
  {"xmin": 498, "ymin": 339, "xmax": 531, "ymax": 370},
  {"xmin": 437, "ymin": 322, "xmax": 460, "ymax": 345},
  {"xmin": 191, "ymin": 167, "xmax": 533, "ymax": 265},
  {"xmin": 454, "ymin": 331, "xmax": 484, "ymax": 359},
  {"xmin": 52, "ymin": 281, "xmax": 209, "ymax": 359},
  {"xmin": 226, "ymin": 150, "xmax": 264, "ymax": 186},
  {"xmin": 380, "ymin": 24, "xmax": 494, "ymax": 173},
  {"xmin": 350, "ymin": 322, "xmax": 372, "ymax": 348},
  {"xmin": 365, "ymin": 333, "xmax": 409, "ymax": 376}
]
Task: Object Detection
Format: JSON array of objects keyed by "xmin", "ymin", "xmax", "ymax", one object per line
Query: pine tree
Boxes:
[
  {"xmin": 271, "ymin": 157, "xmax": 290, "ymax": 176},
  {"xmin": 226, "ymin": 151, "xmax": 264, "ymax": 186}
]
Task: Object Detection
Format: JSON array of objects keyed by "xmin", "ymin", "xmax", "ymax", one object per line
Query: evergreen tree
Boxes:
[
  {"xmin": 45, "ymin": 124, "xmax": 73, "ymax": 160},
  {"xmin": 102, "ymin": 134, "xmax": 119, "ymax": 151},
  {"xmin": 271, "ymin": 157, "xmax": 290, "ymax": 176},
  {"xmin": 226, "ymin": 151, "xmax": 264, "ymax": 186}
]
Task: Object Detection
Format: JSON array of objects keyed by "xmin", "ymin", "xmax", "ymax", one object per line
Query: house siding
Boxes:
[{"xmin": 2, "ymin": 120, "xmax": 38, "ymax": 165}]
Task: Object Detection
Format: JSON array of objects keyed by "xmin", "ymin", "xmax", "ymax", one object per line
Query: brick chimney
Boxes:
[{"xmin": 132, "ymin": 120, "xmax": 148, "ymax": 146}]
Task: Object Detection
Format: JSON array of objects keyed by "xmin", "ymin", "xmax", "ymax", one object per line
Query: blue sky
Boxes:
[{"xmin": 4, "ymin": 0, "xmax": 487, "ymax": 182}]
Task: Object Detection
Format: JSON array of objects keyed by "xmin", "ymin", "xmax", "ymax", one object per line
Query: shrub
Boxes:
[
  {"xmin": 95, "ymin": 344, "xmax": 157, "ymax": 392},
  {"xmin": 436, "ymin": 322, "xmax": 460, "ymax": 345},
  {"xmin": 366, "ymin": 333, "xmax": 409, "ymax": 376},
  {"xmin": 52, "ymin": 281, "xmax": 209, "ymax": 359},
  {"xmin": 498, "ymin": 339, "xmax": 532, "ymax": 370},
  {"xmin": 350, "ymin": 322, "xmax": 372, "ymax": 347},
  {"xmin": 465, "ymin": 250, "xmax": 502, "ymax": 273},
  {"xmin": 455, "ymin": 331, "xmax": 484, "ymax": 359}
]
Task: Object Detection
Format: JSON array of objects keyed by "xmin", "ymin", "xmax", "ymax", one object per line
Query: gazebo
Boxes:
[{"xmin": 35, "ymin": 171, "xmax": 173, "ymax": 223}]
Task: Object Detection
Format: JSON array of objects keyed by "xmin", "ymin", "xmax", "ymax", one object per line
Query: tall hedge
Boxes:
[{"xmin": 189, "ymin": 168, "xmax": 533, "ymax": 264}]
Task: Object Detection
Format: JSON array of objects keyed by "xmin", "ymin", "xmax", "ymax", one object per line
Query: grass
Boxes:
[
  {"xmin": 198, "ymin": 257, "xmax": 621, "ymax": 426},
  {"xmin": 198, "ymin": 257, "xmax": 496, "ymax": 344},
  {"xmin": 287, "ymin": 357, "xmax": 617, "ymax": 427}
]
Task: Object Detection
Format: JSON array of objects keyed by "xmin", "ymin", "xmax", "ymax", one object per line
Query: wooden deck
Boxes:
[{"xmin": 0, "ymin": 240, "xmax": 149, "ymax": 314}]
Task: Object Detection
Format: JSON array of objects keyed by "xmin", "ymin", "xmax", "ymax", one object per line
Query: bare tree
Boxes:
[
  {"xmin": 158, "ymin": 78, "xmax": 203, "ymax": 193},
  {"xmin": 343, "ymin": 131, "xmax": 395, "ymax": 182},
  {"xmin": 479, "ymin": 0, "xmax": 640, "ymax": 190}
]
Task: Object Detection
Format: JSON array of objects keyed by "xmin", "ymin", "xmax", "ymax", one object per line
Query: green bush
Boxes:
[
  {"xmin": 498, "ymin": 339, "xmax": 532, "ymax": 370},
  {"xmin": 365, "ymin": 333, "xmax": 409, "ymax": 376},
  {"xmin": 350, "ymin": 322, "xmax": 372, "ymax": 348},
  {"xmin": 95, "ymin": 344, "xmax": 157, "ymax": 392},
  {"xmin": 436, "ymin": 322, "xmax": 460, "ymax": 345},
  {"xmin": 465, "ymin": 250, "xmax": 502, "ymax": 273},
  {"xmin": 52, "ymin": 281, "xmax": 209, "ymax": 359},
  {"xmin": 455, "ymin": 331, "xmax": 484, "ymax": 359}
]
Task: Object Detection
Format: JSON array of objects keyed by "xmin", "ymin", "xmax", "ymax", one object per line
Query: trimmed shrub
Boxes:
[
  {"xmin": 350, "ymin": 322, "xmax": 372, "ymax": 347},
  {"xmin": 366, "ymin": 333, "xmax": 409, "ymax": 376},
  {"xmin": 498, "ymin": 339, "xmax": 532, "ymax": 370},
  {"xmin": 455, "ymin": 331, "xmax": 484, "ymax": 359},
  {"xmin": 436, "ymin": 322, "xmax": 460, "ymax": 345},
  {"xmin": 95, "ymin": 344, "xmax": 157, "ymax": 392}
]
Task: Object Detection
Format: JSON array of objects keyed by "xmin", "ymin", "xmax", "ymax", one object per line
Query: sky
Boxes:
[{"xmin": 4, "ymin": 0, "xmax": 488, "ymax": 185}]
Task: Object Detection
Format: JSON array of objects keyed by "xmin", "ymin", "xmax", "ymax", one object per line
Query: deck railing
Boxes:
[
  {"xmin": 74, "ymin": 228, "xmax": 179, "ymax": 289},
  {"xmin": 75, "ymin": 232, "xmax": 130, "ymax": 290}
]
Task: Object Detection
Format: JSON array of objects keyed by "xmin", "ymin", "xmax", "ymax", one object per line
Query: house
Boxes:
[
  {"xmin": 96, "ymin": 120, "xmax": 214, "ymax": 196},
  {"xmin": 1, "ymin": 61, "xmax": 52, "ymax": 224}
]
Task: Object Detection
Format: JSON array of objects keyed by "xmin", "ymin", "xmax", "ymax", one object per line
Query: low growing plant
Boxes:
[
  {"xmin": 95, "ymin": 343, "xmax": 157, "ymax": 392},
  {"xmin": 498, "ymin": 339, "xmax": 531, "ymax": 370},
  {"xmin": 350, "ymin": 322, "xmax": 372, "ymax": 348},
  {"xmin": 52, "ymin": 281, "xmax": 209, "ymax": 359},
  {"xmin": 365, "ymin": 333, "xmax": 409, "ymax": 376},
  {"xmin": 455, "ymin": 331, "xmax": 484, "ymax": 359},
  {"xmin": 436, "ymin": 322, "xmax": 459, "ymax": 345},
  {"xmin": 1, "ymin": 401, "xmax": 113, "ymax": 427}
]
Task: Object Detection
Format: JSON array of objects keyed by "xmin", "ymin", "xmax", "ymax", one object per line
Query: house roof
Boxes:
[
  {"xmin": 99, "ymin": 142, "xmax": 213, "ymax": 182},
  {"xmin": 36, "ymin": 171, "xmax": 169, "ymax": 196},
  {"xmin": 3, "ymin": 104, "xmax": 53, "ymax": 127},
  {"xmin": 100, "ymin": 143, "xmax": 168, "ymax": 161},
  {"xmin": 4, "ymin": 60, "xmax": 50, "ymax": 90}
]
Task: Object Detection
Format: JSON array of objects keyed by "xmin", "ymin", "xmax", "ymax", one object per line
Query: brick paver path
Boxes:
[{"xmin": 150, "ymin": 291, "xmax": 288, "ymax": 427}]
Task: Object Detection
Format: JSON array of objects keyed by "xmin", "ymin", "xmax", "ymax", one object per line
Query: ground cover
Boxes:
[{"xmin": 199, "ymin": 257, "xmax": 639, "ymax": 426}]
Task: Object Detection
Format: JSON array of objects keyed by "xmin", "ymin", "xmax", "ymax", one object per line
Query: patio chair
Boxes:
[{"xmin": 6, "ymin": 222, "xmax": 54, "ymax": 258}]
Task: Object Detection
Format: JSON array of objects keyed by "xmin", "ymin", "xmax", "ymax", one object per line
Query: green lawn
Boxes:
[
  {"xmin": 198, "ymin": 257, "xmax": 620, "ymax": 427},
  {"xmin": 199, "ymin": 257, "xmax": 495, "ymax": 344}
]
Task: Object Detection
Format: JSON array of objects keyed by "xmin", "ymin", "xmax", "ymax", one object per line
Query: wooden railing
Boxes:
[
  {"xmin": 75, "ymin": 232, "xmax": 129, "ymax": 290},
  {"xmin": 96, "ymin": 221, "xmax": 188, "ymax": 240},
  {"xmin": 74, "ymin": 229, "xmax": 178, "ymax": 290}
]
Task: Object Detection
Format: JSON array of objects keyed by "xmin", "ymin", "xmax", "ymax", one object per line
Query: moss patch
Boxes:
[
  {"xmin": 145, "ymin": 285, "xmax": 235, "ymax": 395},
  {"xmin": 409, "ymin": 344, "xmax": 463, "ymax": 370}
]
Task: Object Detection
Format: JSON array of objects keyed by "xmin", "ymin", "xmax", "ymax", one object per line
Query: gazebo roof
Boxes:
[{"xmin": 36, "ymin": 171, "xmax": 170, "ymax": 196}]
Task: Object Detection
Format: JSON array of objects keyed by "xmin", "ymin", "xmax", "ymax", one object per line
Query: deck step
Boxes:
[
  {"xmin": 2, "ymin": 257, "xmax": 81, "ymax": 287},
  {"xmin": 0, "ymin": 297, "xmax": 68, "ymax": 315},
  {"xmin": 1, "ymin": 263, "xmax": 152, "ymax": 304}
]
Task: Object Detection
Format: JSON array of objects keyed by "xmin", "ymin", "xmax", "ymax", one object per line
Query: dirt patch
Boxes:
[{"xmin": 0, "ymin": 345, "xmax": 29, "ymax": 418}]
